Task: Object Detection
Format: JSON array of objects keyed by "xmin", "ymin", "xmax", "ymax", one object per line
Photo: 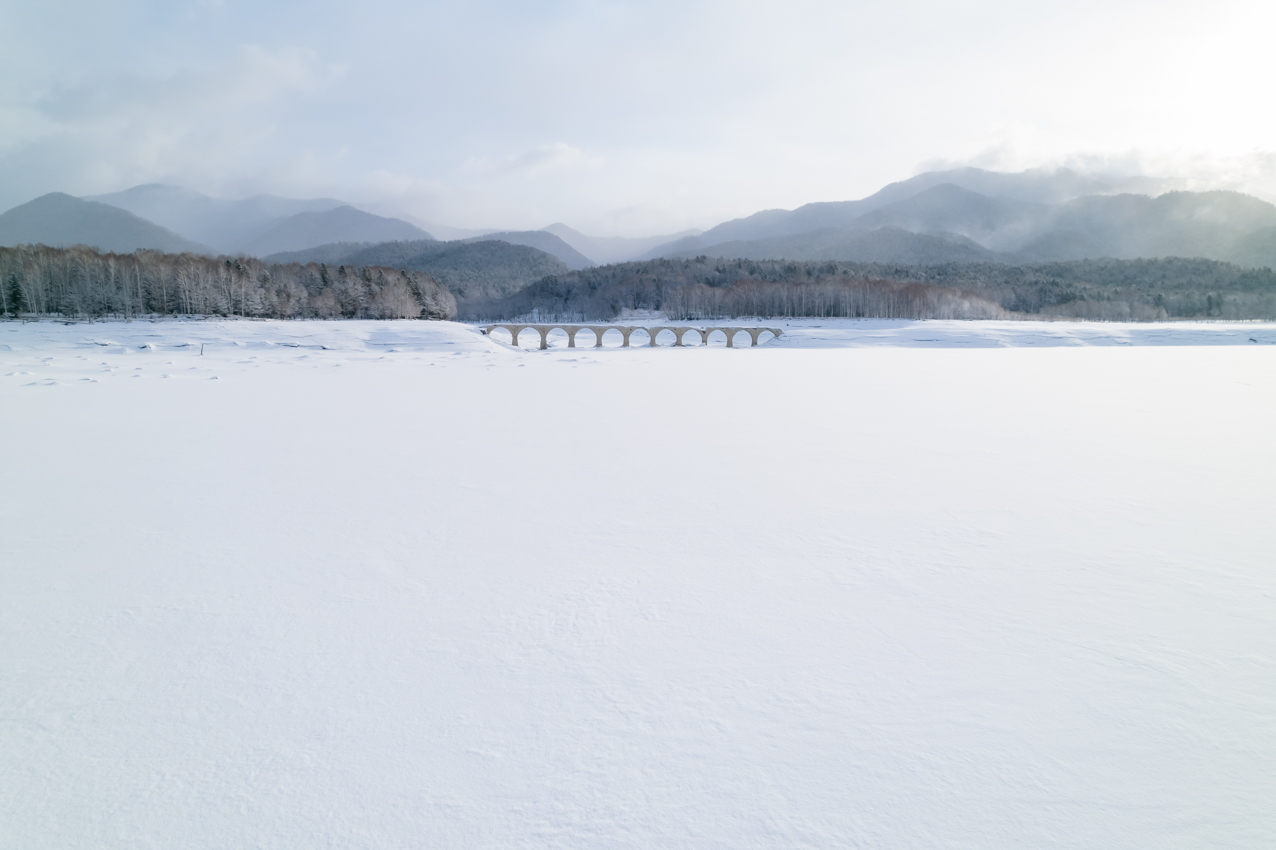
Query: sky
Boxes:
[{"xmin": 2, "ymin": 0, "xmax": 1275, "ymax": 235}]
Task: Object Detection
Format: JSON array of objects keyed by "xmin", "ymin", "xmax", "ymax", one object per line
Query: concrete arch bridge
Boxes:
[{"xmin": 482, "ymin": 324, "xmax": 783, "ymax": 349}]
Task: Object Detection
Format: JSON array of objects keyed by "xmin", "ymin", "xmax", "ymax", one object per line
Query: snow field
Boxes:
[{"xmin": 2, "ymin": 319, "xmax": 1275, "ymax": 849}]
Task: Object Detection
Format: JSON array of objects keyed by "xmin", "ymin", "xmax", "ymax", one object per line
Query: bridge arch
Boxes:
[
  {"xmin": 704, "ymin": 327, "xmax": 737, "ymax": 347},
  {"xmin": 673, "ymin": 326, "xmax": 702, "ymax": 346},
  {"xmin": 626, "ymin": 327, "xmax": 652, "ymax": 348},
  {"xmin": 570, "ymin": 326, "xmax": 600, "ymax": 348},
  {"xmin": 746, "ymin": 328, "xmax": 782, "ymax": 346},
  {"xmin": 652, "ymin": 328, "xmax": 679, "ymax": 346},
  {"xmin": 595, "ymin": 326, "xmax": 624, "ymax": 347}
]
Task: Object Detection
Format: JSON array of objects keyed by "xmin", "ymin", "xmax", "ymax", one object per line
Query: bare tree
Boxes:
[{"xmin": 0, "ymin": 244, "xmax": 458, "ymax": 321}]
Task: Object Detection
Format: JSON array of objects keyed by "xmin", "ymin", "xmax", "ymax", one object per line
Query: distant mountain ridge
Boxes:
[
  {"xmin": 85, "ymin": 184, "xmax": 434, "ymax": 256},
  {"xmin": 243, "ymin": 206, "xmax": 432, "ymax": 256},
  {"xmin": 693, "ymin": 226, "xmax": 1001, "ymax": 265},
  {"xmin": 5, "ymin": 167, "xmax": 1276, "ymax": 273},
  {"xmin": 0, "ymin": 193, "xmax": 211, "ymax": 254},
  {"xmin": 86, "ymin": 184, "xmax": 349, "ymax": 253},
  {"xmin": 461, "ymin": 230, "xmax": 594, "ymax": 270},
  {"xmin": 541, "ymin": 223, "xmax": 702, "ymax": 265},
  {"xmin": 264, "ymin": 239, "xmax": 569, "ymax": 299},
  {"xmin": 1017, "ymin": 191, "xmax": 1276, "ymax": 262},
  {"xmin": 646, "ymin": 167, "xmax": 1109, "ymax": 257},
  {"xmin": 649, "ymin": 170, "xmax": 1276, "ymax": 268}
]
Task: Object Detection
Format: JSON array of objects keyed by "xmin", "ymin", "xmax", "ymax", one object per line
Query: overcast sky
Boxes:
[{"xmin": 2, "ymin": 0, "xmax": 1274, "ymax": 235}]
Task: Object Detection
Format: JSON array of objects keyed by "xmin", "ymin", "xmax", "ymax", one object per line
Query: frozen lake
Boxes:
[{"xmin": 3, "ymin": 318, "xmax": 1275, "ymax": 848}]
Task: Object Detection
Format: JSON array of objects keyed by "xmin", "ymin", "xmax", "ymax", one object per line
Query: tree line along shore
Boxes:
[{"xmin": 4, "ymin": 244, "xmax": 1275, "ymax": 323}]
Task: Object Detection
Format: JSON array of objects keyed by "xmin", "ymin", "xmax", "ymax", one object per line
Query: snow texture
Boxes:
[{"xmin": 2, "ymin": 319, "xmax": 1275, "ymax": 849}]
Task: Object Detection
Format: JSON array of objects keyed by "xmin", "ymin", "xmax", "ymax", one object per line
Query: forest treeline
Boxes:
[
  {"xmin": 468, "ymin": 272, "xmax": 1004, "ymax": 322},
  {"xmin": 5, "ymin": 244, "xmax": 1276, "ymax": 323},
  {"xmin": 851, "ymin": 257, "xmax": 1276, "ymax": 320},
  {"xmin": 460, "ymin": 255, "xmax": 1276, "ymax": 321},
  {"xmin": 663, "ymin": 278, "xmax": 1003, "ymax": 321},
  {"xmin": 0, "ymin": 244, "xmax": 456, "ymax": 320}
]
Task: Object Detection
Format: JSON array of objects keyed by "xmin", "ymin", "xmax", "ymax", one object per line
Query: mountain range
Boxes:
[
  {"xmin": 0, "ymin": 185, "xmax": 602, "ymax": 271},
  {"xmin": 643, "ymin": 169, "xmax": 1276, "ymax": 268},
  {"xmin": 2, "ymin": 168, "xmax": 1276, "ymax": 272},
  {"xmin": 264, "ymin": 240, "xmax": 569, "ymax": 300},
  {"xmin": 460, "ymin": 230, "xmax": 595, "ymax": 270}
]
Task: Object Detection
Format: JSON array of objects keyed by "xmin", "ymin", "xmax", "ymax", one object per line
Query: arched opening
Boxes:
[
  {"xmin": 598, "ymin": 327, "xmax": 626, "ymax": 348},
  {"xmin": 676, "ymin": 327, "xmax": 704, "ymax": 347},
  {"xmin": 727, "ymin": 329, "xmax": 750, "ymax": 347},
  {"xmin": 542, "ymin": 327, "xmax": 571, "ymax": 349},
  {"xmin": 705, "ymin": 328, "xmax": 732, "ymax": 347},
  {"xmin": 568, "ymin": 327, "xmax": 597, "ymax": 348},
  {"xmin": 507, "ymin": 327, "xmax": 542, "ymax": 350},
  {"xmin": 654, "ymin": 328, "xmax": 678, "ymax": 346},
  {"xmin": 754, "ymin": 329, "xmax": 780, "ymax": 346},
  {"xmin": 486, "ymin": 326, "xmax": 517, "ymax": 346},
  {"xmin": 629, "ymin": 327, "xmax": 653, "ymax": 348}
]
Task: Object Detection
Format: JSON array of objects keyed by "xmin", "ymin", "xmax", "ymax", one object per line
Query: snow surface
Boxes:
[{"xmin": 3, "ymin": 318, "xmax": 1275, "ymax": 849}]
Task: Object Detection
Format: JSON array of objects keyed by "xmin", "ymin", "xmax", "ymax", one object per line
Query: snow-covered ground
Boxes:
[{"xmin": 3, "ymin": 318, "xmax": 1275, "ymax": 849}]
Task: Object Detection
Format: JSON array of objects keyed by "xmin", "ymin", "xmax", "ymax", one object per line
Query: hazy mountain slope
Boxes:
[
  {"xmin": 1230, "ymin": 227, "xmax": 1276, "ymax": 269},
  {"xmin": 647, "ymin": 207, "xmax": 859, "ymax": 257},
  {"xmin": 0, "ymin": 193, "xmax": 211, "ymax": 254},
  {"xmin": 674, "ymin": 226, "xmax": 1000, "ymax": 264},
  {"xmin": 1019, "ymin": 191, "xmax": 1276, "ymax": 262},
  {"xmin": 264, "ymin": 239, "xmax": 567, "ymax": 299},
  {"xmin": 644, "ymin": 167, "xmax": 1109, "ymax": 257},
  {"xmin": 414, "ymin": 223, "xmax": 498, "ymax": 241},
  {"xmin": 88, "ymin": 184, "xmax": 347, "ymax": 253},
  {"xmin": 259, "ymin": 241, "xmax": 373, "ymax": 265},
  {"xmin": 542, "ymin": 223, "xmax": 703, "ymax": 265},
  {"xmin": 462, "ymin": 230, "xmax": 594, "ymax": 270},
  {"xmin": 851, "ymin": 184, "xmax": 1051, "ymax": 250},
  {"xmin": 655, "ymin": 179, "xmax": 1276, "ymax": 266},
  {"xmin": 869, "ymin": 166, "xmax": 1111, "ymax": 207},
  {"xmin": 244, "ymin": 207, "xmax": 433, "ymax": 257}
]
